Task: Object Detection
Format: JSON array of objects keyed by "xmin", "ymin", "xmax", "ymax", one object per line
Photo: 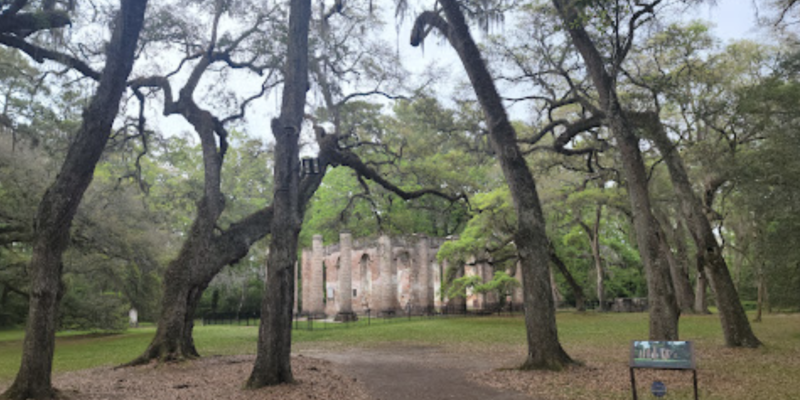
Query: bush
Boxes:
[{"xmin": 59, "ymin": 290, "xmax": 129, "ymax": 332}]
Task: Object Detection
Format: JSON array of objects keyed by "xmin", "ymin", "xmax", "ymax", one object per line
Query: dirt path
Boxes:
[
  {"xmin": 304, "ymin": 345, "xmax": 535, "ymax": 400},
  {"xmin": 0, "ymin": 344, "xmax": 537, "ymax": 400}
]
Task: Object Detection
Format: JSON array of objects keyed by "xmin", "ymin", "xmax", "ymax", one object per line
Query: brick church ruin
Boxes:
[{"xmin": 295, "ymin": 232, "xmax": 524, "ymax": 320}]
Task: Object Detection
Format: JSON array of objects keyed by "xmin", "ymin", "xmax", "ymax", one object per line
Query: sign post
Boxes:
[{"xmin": 629, "ymin": 341, "xmax": 698, "ymax": 400}]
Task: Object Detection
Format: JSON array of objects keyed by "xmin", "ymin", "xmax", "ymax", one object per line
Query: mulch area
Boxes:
[{"xmin": 0, "ymin": 355, "xmax": 370, "ymax": 400}]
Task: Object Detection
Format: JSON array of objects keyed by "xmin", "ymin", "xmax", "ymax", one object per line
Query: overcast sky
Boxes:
[
  {"xmin": 154, "ymin": 0, "xmax": 768, "ymax": 146},
  {"xmin": 703, "ymin": 0, "xmax": 761, "ymax": 41}
]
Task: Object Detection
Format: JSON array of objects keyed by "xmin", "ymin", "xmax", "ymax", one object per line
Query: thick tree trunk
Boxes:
[
  {"xmin": 695, "ymin": 266, "xmax": 710, "ymax": 314},
  {"xmin": 246, "ymin": 131, "xmax": 302, "ymax": 386},
  {"xmin": 182, "ymin": 285, "xmax": 204, "ymax": 356},
  {"xmin": 551, "ymin": 0, "xmax": 679, "ymax": 341},
  {"xmin": 246, "ymin": 0, "xmax": 311, "ymax": 387},
  {"xmin": 548, "ymin": 242, "xmax": 586, "ymax": 312},
  {"xmin": 657, "ymin": 217, "xmax": 695, "ymax": 314},
  {"xmin": 614, "ymin": 120, "xmax": 680, "ymax": 340},
  {"xmin": 0, "ymin": 1, "xmax": 147, "ymax": 398},
  {"xmin": 672, "ymin": 219, "xmax": 697, "ymax": 311},
  {"xmin": 413, "ymin": 0, "xmax": 574, "ymax": 370},
  {"xmin": 128, "ymin": 196, "xmax": 222, "ymax": 363},
  {"xmin": 645, "ymin": 114, "xmax": 760, "ymax": 347},
  {"xmin": 128, "ymin": 136, "xmax": 330, "ymax": 366}
]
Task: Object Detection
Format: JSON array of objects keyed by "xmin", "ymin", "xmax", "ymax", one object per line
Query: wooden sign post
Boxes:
[{"xmin": 629, "ymin": 341, "xmax": 698, "ymax": 399}]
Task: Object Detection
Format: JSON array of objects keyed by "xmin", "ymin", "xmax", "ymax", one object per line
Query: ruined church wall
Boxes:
[{"xmin": 298, "ymin": 233, "xmax": 511, "ymax": 317}]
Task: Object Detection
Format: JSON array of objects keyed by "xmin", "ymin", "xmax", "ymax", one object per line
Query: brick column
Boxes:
[
  {"xmin": 512, "ymin": 261, "xmax": 524, "ymax": 305},
  {"xmin": 301, "ymin": 248, "xmax": 310, "ymax": 314},
  {"xmin": 335, "ymin": 232, "xmax": 357, "ymax": 321},
  {"xmin": 378, "ymin": 235, "xmax": 398, "ymax": 316},
  {"xmin": 308, "ymin": 234, "xmax": 325, "ymax": 317},
  {"xmin": 293, "ymin": 260, "xmax": 299, "ymax": 315},
  {"xmin": 482, "ymin": 262, "xmax": 497, "ymax": 306},
  {"xmin": 416, "ymin": 235, "xmax": 432, "ymax": 314}
]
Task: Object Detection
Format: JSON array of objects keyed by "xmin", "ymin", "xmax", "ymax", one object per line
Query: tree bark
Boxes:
[
  {"xmin": 246, "ymin": 0, "xmax": 311, "ymax": 387},
  {"xmin": 695, "ymin": 263, "xmax": 710, "ymax": 314},
  {"xmin": 551, "ymin": 0, "xmax": 679, "ymax": 340},
  {"xmin": 644, "ymin": 113, "xmax": 761, "ymax": 347},
  {"xmin": 660, "ymin": 225, "xmax": 695, "ymax": 314},
  {"xmin": 656, "ymin": 214, "xmax": 696, "ymax": 314},
  {"xmin": 413, "ymin": 0, "xmax": 574, "ymax": 370},
  {"xmin": 128, "ymin": 99, "xmax": 227, "ymax": 362},
  {"xmin": 126, "ymin": 10, "xmax": 330, "ymax": 362},
  {"xmin": 672, "ymin": 219, "xmax": 698, "ymax": 311},
  {"xmin": 1, "ymin": 1, "xmax": 147, "ymax": 398}
]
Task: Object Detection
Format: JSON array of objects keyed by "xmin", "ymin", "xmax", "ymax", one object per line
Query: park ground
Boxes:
[{"xmin": 0, "ymin": 311, "xmax": 798, "ymax": 399}]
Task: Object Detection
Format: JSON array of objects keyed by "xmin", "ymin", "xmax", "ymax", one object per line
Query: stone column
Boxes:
[
  {"xmin": 378, "ymin": 235, "xmax": 398, "ymax": 316},
  {"xmin": 433, "ymin": 260, "xmax": 442, "ymax": 308},
  {"xmin": 301, "ymin": 248, "xmax": 310, "ymax": 314},
  {"xmin": 309, "ymin": 234, "xmax": 326, "ymax": 317},
  {"xmin": 293, "ymin": 260, "xmax": 299, "ymax": 315},
  {"xmin": 335, "ymin": 232, "xmax": 358, "ymax": 321},
  {"xmin": 512, "ymin": 262, "xmax": 524, "ymax": 306},
  {"xmin": 416, "ymin": 235, "xmax": 432, "ymax": 314}
]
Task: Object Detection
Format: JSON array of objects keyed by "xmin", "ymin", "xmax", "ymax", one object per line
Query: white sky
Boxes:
[{"xmin": 702, "ymin": 0, "xmax": 761, "ymax": 42}]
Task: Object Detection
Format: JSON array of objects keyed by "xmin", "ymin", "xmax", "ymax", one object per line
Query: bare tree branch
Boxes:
[{"xmin": 0, "ymin": 34, "xmax": 101, "ymax": 80}]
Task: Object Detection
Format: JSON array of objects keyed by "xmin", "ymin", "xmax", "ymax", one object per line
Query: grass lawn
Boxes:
[{"xmin": 1, "ymin": 311, "xmax": 798, "ymax": 399}]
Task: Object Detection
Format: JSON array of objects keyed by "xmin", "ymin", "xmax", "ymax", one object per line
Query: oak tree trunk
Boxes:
[
  {"xmin": 613, "ymin": 118, "xmax": 680, "ymax": 340},
  {"xmin": 128, "ymin": 144, "xmax": 327, "ymax": 366},
  {"xmin": 657, "ymin": 220, "xmax": 695, "ymax": 314},
  {"xmin": 128, "ymin": 193, "xmax": 223, "ymax": 364},
  {"xmin": 551, "ymin": 0, "xmax": 680, "ymax": 340},
  {"xmin": 414, "ymin": 0, "xmax": 575, "ymax": 369},
  {"xmin": 695, "ymin": 266, "xmax": 710, "ymax": 314},
  {"xmin": 646, "ymin": 114, "xmax": 760, "ymax": 347},
  {"xmin": 671, "ymin": 219, "xmax": 697, "ymax": 312},
  {"xmin": 246, "ymin": 0, "xmax": 311, "ymax": 387},
  {"xmin": 0, "ymin": 1, "xmax": 147, "ymax": 398}
]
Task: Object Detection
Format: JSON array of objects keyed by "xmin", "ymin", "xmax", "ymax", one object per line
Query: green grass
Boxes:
[{"xmin": 0, "ymin": 311, "xmax": 797, "ymax": 399}]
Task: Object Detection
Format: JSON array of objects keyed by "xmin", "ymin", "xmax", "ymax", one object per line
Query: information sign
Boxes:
[
  {"xmin": 630, "ymin": 341, "xmax": 695, "ymax": 370},
  {"xmin": 628, "ymin": 341, "xmax": 698, "ymax": 400}
]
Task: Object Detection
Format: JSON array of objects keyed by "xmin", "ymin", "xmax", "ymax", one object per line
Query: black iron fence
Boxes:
[
  {"xmin": 200, "ymin": 299, "xmax": 648, "ymax": 329},
  {"xmin": 202, "ymin": 312, "xmax": 260, "ymax": 326},
  {"xmin": 201, "ymin": 302, "xmax": 525, "ymax": 330}
]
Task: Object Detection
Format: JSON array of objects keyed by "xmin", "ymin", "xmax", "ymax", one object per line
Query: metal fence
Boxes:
[
  {"xmin": 202, "ymin": 312, "xmax": 260, "ymax": 326},
  {"xmin": 201, "ymin": 302, "xmax": 525, "ymax": 331}
]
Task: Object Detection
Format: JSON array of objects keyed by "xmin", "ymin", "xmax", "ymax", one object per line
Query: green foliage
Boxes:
[
  {"xmin": 302, "ymin": 97, "xmax": 491, "ymax": 248},
  {"xmin": 197, "ymin": 262, "xmax": 265, "ymax": 317},
  {"xmin": 731, "ymin": 76, "xmax": 800, "ymax": 309},
  {"xmin": 58, "ymin": 289, "xmax": 129, "ymax": 332},
  {"xmin": 437, "ymin": 187, "xmax": 515, "ymax": 267},
  {"xmin": 445, "ymin": 271, "xmax": 520, "ymax": 307}
]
